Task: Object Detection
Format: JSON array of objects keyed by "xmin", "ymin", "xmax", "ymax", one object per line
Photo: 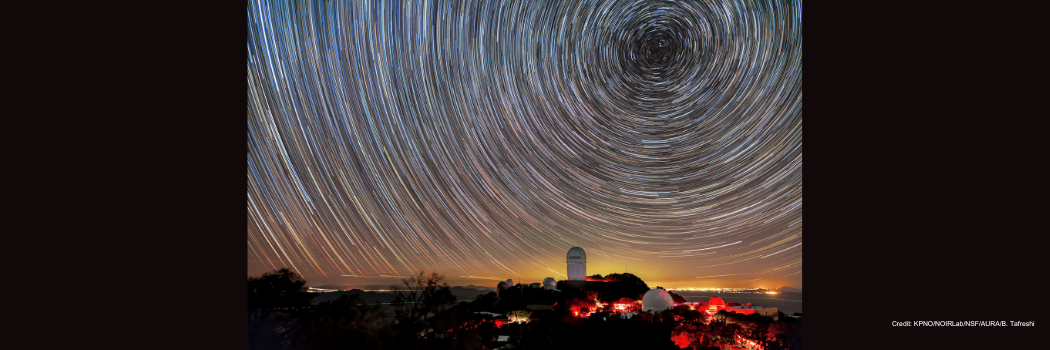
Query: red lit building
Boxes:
[
  {"xmin": 724, "ymin": 304, "xmax": 779, "ymax": 321},
  {"xmin": 696, "ymin": 296, "xmax": 727, "ymax": 315},
  {"xmin": 689, "ymin": 297, "xmax": 778, "ymax": 320}
]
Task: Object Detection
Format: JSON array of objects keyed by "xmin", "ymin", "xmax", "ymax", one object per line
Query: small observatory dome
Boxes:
[
  {"xmin": 505, "ymin": 279, "xmax": 515, "ymax": 287},
  {"xmin": 542, "ymin": 277, "xmax": 557, "ymax": 289},
  {"xmin": 496, "ymin": 281, "xmax": 508, "ymax": 296},
  {"xmin": 708, "ymin": 297, "xmax": 726, "ymax": 308},
  {"xmin": 642, "ymin": 288, "xmax": 674, "ymax": 312}
]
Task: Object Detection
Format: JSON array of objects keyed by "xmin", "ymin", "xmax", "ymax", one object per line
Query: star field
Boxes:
[{"xmin": 247, "ymin": 0, "xmax": 802, "ymax": 288}]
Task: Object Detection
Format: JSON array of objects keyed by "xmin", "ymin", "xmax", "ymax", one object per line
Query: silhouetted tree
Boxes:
[
  {"xmin": 248, "ymin": 268, "xmax": 314, "ymax": 316},
  {"xmin": 247, "ymin": 268, "xmax": 315, "ymax": 350},
  {"xmin": 713, "ymin": 309, "xmax": 731, "ymax": 322},
  {"xmin": 671, "ymin": 304, "xmax": 706, "ymax": 324},
  {"xmin": 390, "ymin": 271, "xmax": 457, "ymax": 341},
  {"xmin": 767, "ymin": 318, "xmax": 802, "ymax": 350},
  {"xmin": 297, "ymin": 294, "xmax": 390, "ymax": 349},
  {"xmin": 734, "ymin": 313, "xmax": 768, "ymax": 340},
  {"xmin": 602, "ymin": 273, "xmax": 648, "ymax": 289},
  {"xmin": 472, "ymin": 291, "xmax": 499, "ymax": 312}
]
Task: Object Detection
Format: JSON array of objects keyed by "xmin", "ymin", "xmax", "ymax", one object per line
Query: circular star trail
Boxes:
[{"xmin": 248, "ymin": 0, "xmax": 802, "ymax": 288}]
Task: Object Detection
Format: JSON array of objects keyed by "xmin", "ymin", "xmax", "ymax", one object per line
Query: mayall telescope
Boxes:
[{"xmin": 566, "ymin": 246, "xmax": 587, "ymax": 280}]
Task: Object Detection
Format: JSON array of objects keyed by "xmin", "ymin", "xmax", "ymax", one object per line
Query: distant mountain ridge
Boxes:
[
  {"xmin": 310, "ymin": 289, "xmax": 397, "ymax": 304},
  {"xmin": 309, "ymin": 286, "xmax": 493, "ymax": 304},
  {"xmin": 779, "ymin": 286, "xmax": 802, "ymax": 293},
  {"xmin": 312, "ymin": 284, "xmax": 496, "ymax": 291}
]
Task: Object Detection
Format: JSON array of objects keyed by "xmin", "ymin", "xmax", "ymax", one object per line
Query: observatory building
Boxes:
[
  {"xmin": 505, "ymin": 279, "xmax": 515, "ymax": 287},
  {"xmin": 496, "ymin": 281, "xmax": 508, "ymax": 297},
  {"xmin": 706, "ymin": 297, "xmax": 726, "ymax": 312},
  {"xmin": 566, "ymin": 247, "xmax": 587, "ymax": 281},
  {"xmin": 724, "ymin": 304, "xmax": 779, "ymax": 321},
  {"xmin": 642, "ymin": 288, "xmax": 674, "ymax": 312},
  {"xmin": 542, "ymin": 277, "xmax": 557, "ymax": 290}
]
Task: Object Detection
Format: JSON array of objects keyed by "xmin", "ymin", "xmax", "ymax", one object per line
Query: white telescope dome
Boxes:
[
  {"xmin": 642, "ymin": 288, "xmax": 674, "ymax": 312},
  {"xmin": 542, "ymin": 277, "xmax": 557, "ymax": 289}
]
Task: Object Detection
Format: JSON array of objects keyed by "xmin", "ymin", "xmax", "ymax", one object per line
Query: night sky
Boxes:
[{"xmin": 247, "ymin": 0, "xmax": 801, "ymax": 289}]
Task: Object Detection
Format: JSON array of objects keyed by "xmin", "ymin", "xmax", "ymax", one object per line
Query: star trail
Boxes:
[{"xmin": 247, "ymin": 0, "xmax": 802, "ymax": 289}]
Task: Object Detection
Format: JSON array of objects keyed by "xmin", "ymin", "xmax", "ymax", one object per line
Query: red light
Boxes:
[{"xmin": 672, "ymin": 332, "xmax": 693, "ymax": 348}]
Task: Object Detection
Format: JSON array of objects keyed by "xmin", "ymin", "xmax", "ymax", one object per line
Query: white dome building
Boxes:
[
  {"xmin": 642, "ymin": 288, "xmax": 674, "ymax": 312},
  {"xmin": 505, "ymin": 279, "xmax": 515, "ymax": 287},
  {"xmin": 566, "ymin": 247, "xmax": 587, "ymax": 281},
  {"xmin": 542, "ymin": 277, "xmax": 557, "ymax": 289}
]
